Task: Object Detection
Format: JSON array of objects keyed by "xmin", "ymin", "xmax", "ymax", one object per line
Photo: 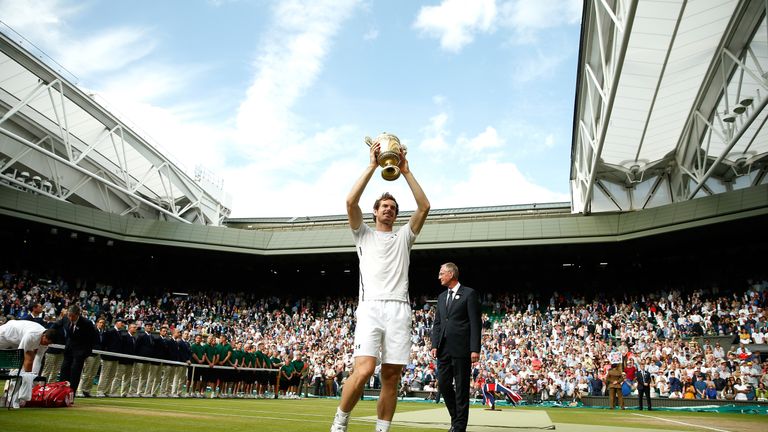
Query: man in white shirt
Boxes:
[
  {"xmin": 330, "ymin": 140, "xmax": 429, "ymax": 432},
  {"xmin": 752, "ymin": 331, "xmax": 765, "ymax": 344},
  {"xmin": 0, "ymin": 320, "xmax": 57, "ymax": 408},
  {"xmin": 0, "ymin": 319, "xmax": 56, "ymax": 373}
]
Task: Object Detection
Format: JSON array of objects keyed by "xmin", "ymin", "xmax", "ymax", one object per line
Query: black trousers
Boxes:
[
  {"xmin": 60, "ymin": 348, "xmax": 89, "ymax": 394},
  {"xmin": 437, "ymin": 350, "xmax": 471, "ymax": 432},
  {"xmin": 638, "ymin": 385, "xmax": 652, "ymax": 410}
]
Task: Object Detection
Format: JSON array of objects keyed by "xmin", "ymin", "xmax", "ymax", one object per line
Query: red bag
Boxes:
[{"xmin": 25, "ymin": 381, "xmax": 74, "ymax": 408}]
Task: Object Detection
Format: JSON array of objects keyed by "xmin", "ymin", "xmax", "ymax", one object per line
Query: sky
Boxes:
[{"xmin": 0, "ymin": 0, "xmax": 582, "ymax": 218}]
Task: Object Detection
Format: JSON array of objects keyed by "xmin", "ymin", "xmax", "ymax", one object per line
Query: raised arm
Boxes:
[
  {"xmin": 346, "ymin": 142, "xmax": 379, "ymax": 230},
  {"xmin": 399, "ymin": 151, "xmax": 430, "ymax": 234}
]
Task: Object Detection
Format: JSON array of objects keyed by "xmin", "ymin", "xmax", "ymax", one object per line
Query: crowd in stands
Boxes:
[{"xmin": 1, "ymin": 269, "xmax": 767, "ymax": 403}]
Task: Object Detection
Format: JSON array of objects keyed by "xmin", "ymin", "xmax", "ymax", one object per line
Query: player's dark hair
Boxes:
[{"xmin": 373, "ymin": 192, "xmax": 399, "ymax": 222}]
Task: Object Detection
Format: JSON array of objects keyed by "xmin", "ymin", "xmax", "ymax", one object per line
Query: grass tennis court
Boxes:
[{"xmin": 1, "ymin": 397, "xmax": 766, "ymax": 432}]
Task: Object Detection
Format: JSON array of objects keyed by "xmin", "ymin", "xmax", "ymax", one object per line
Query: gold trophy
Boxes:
[{"xmin": 364, "ymin": 132, "xmax": 406, "ymax": 181}]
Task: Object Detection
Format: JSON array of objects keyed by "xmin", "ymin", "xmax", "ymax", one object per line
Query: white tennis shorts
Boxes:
[{"xmin": 353, "ymin": 300, "xmax": 412, "ymax": 365}]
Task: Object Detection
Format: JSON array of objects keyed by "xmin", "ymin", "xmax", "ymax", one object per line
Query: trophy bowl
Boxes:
[{"xmin": 364, "ymin": 132, "xmax": 406, "ymax": 181}]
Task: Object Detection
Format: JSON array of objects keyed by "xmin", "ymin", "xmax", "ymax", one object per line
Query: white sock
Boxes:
[
  {"xmin": 334, "ymin": 407, "xmax": 350, "ymax": 425},
  {"xmin": 375, "ymin": 419, "xmax": 391, "ymax": 432}
]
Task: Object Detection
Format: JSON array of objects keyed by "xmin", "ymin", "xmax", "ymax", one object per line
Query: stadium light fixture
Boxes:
[{"xmin": 733, "ymin": 97, "xmax": 753, "ymax": 115}]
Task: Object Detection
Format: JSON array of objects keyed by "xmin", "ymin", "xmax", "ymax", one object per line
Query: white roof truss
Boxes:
[
  {"xmin": 572, "ymin": 0, "xmax": 768, "ymax": 214},
  {"xmin": 0, "ymin": 31, "xmax": 231, "ymax": 225}
]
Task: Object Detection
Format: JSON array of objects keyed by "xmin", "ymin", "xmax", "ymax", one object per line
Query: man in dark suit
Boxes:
[
  {"xmin": 430, "ymin": 262, "xmax": 481, "ymax": 432},
  {"xmin": 636, "ymin": 359, "xmax": 652, "ymax": 411},
  {"xmin": 113, "ymin": 322, "xmax": 137, "ymax": 397},
  {"xmin": 96, "ymin": 318, "xmax": 125, "ymax": 397},
  {"xmin": 78, "ymin": 316, "xmax": 106, "ymax": 396},
  {"xmin": 55, "ymin": 304, "xmax": 98, "ymax": 395},
  {"xmin": 133, "ymin": 322, "xmax": 156, "ymax": 396},
  {"xmin": 24, "ymin": 302, "xmax": 46, "ymax": 326}
]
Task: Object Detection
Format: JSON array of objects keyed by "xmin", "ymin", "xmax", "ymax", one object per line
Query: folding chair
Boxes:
[{"xmin": 0, "ymin": 349, "xmax": 24, "ymax": 409}]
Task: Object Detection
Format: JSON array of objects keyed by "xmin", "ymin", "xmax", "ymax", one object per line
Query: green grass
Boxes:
[{"xmin": 0, "ymin": 397, "xmax": 765, "ymax": 432}]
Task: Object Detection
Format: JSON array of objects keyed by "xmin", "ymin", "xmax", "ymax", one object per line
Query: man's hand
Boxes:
[
  {"xmin": 398, "ymin": 148, "xmax": 410, "ymax": 175},
  {"xmin": 471, "ymin": 352, "xmax": 479, "ymax": 363},
  {"xmin": 369, "ymin": 141, "xmax": 380, "ymax": 167}
]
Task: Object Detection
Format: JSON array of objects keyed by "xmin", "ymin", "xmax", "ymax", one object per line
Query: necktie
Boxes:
[{"xmin": 446, "ymin": 290, "xmax": 454, "ymax": 309}]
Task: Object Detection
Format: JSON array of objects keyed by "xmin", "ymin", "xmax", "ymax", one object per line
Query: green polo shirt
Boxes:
[
  {"xmin": 190, "ymin": 343, "xmax": 205, "ymax": 363},
  {"xmin": 280, "ymin": 362, "xmax": 294, "ymax": 378},
  {"xmin": 255, "ymin": 351, "xmax": 270, "ymax": 368},
  {"xmin": 217, "ymin": 343, "xmax": 232, "ymax": 364},
  {"xmin": 271, "ymin": 356, "xmax": 283, "ymax": 369},
  {"xmin": 204, "ymin": 343, "xmax": 218, "ymax": 363},
  {"xmin": 230, "ymin": 349, "xmax": 244, "ymax": 366},
  {"xmin": 291, "ymin": 360, "xmax": 306, "ymax": 376}
]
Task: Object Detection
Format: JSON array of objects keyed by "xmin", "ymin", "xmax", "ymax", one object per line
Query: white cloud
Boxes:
[
  {"xmin": 419, "ymin": 112, "xmax": 450, "ymax": 152},
  {"xmin": 461, "ymin": 126, "xmax": 504, "ymax": 152},
  {"xmin": 414, "ymin": 0, "xmax": 582, "ymax": 50},
  {"xmin": 446, "ymin": 159, "xmax": 569, "ymax": 207},
  {"xmin": 499, "ymin": 0, "xmax": 582, "ymax": 43},
  {"xmin": 501, "ymin": 120, "xmax": 564, "ymax": 157},
  {"xmin": 58, "ymin": 27, "xmax": 156, "ymax": 76},
  {"xmin": 544, "ymin": 133, "xmax": 555, "ymax": 148},
  {"xmin": 0, "ymin": 0, "xmax": 154, "ymax": 78},
  {"xmin": 363, "ymin": 27, "xmax": 379, "ymax": 41},
  {"xmin": 511, "ymin": 48, "xmax": 571, "ymax": 84},
  {"xmin": 0, "ymin": 0, "xmax": 75, "ymax": 43},
  {"xmin": 413, "ymin": 0, "xmax": 497, "ymax": 52},
  {"xmin": 234, "ymin": 0, "xmax": 362, "ymax": 171}
]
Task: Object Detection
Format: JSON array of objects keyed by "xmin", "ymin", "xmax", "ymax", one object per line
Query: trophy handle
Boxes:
[{"xmin": 364, "ymin": 136, "xmax": 374, "ymax": 147}]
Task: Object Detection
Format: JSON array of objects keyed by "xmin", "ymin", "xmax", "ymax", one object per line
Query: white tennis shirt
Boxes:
[{"xmin": 352, "ymin": 222, "xmax": 416, "ymax": 302}]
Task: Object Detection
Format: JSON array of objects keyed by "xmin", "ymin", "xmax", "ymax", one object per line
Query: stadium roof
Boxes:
[
  {"xmin": 223, "ymin": 202, "xmax": 571, "ymax": 229},
  {"xmin": 0, "ymin": 29, "xmax": 231, "ymax": 226},
  {"xmin": 2, "ymin": 185, "xmax": 766, "ymax": 255},
  {"xmin": 571, "ymin": 0, "xmax": 768, "ymax": 214}
]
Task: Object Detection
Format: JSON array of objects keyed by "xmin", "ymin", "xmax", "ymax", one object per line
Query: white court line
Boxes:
[{"xmin": 632, "ymin": 413, "xmax": 733, "ymax": 432}]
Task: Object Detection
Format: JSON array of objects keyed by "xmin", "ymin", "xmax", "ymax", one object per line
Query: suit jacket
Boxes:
[
  {"xmin": 101, "ymin": 327, "xmax": 123, "ymax": 361},
  {"xmin": 118, "ymin": 330, "xmax": 137, "ymax": 365},
  {"xmin": 177, "ymin": 339, "xmax": 192, "ymax": 363},
  {"xmin": 135, "ymin": 331, "xmax": 155, "ymax": 358},
  {"xmin": 636, "ymin": 369, "xmax": 652, "ymax": 389},
  {"xmin": 163, "ymin": 337, "xmax": 179, "ymax": 362},
  {"xmin": 88, "ymin": 326, "xmax": 106, "ymax": 357},
  {"xmin": 430, "ymin": 284, "xmax": 481, "ymax": 358},
  {"xmin": 24, "ymin": 315, "xmax": 46, "ymax": 327},
  {"xmin": 55, "ymin": 315, "xmax": 98, "ymax": 355}
]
